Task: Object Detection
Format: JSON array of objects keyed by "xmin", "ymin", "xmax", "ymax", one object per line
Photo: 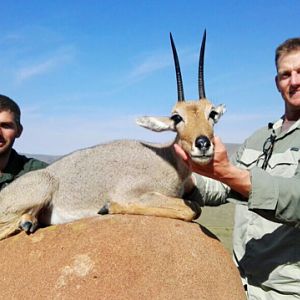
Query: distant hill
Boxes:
[
  {"xmin": 226, "ymin": 143, "xmax": 240, "ymax": 156},
  {"xmin": 23, "ymin": 153, "xmax": 61, "ymax": 164},
  {"xmin": 26, "ymin": 143, "xmax": 241, "ymax": 165}
]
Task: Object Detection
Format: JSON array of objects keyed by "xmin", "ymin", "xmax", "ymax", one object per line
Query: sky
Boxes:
[{"xmin": 0, "ymin": 1, "xmax": 299, "ymax": 155}]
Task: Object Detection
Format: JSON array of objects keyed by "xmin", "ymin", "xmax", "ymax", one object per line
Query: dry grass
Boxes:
[{"xmin": 196, "ymin": 203, "xmax": 235, "ymax": 253}]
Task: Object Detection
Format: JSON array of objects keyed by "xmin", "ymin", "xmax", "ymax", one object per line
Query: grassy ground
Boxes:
[{"xmin": 196, "ymin": 203, "xmax": 235, "ymax": 253}]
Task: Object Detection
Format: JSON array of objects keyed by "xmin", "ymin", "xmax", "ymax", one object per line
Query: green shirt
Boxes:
[{"xmin": 0, "ymin": 149, "xmax": 48, "ymax": 190}]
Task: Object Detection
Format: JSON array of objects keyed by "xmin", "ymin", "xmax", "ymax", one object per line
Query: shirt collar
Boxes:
[{"xmin": 268, "ymin": 117, "xmax": 300, "ymax": 135}]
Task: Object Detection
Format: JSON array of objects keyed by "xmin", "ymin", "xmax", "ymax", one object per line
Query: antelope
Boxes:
[{"xmin": 0, "ymin": 31, "xmax": 225, "ymax": 240}]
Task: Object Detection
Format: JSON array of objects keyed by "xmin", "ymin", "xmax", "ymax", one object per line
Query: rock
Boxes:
[{"xmin": 0, "ymin": 215, "xmax": 245, "ymax": 299}]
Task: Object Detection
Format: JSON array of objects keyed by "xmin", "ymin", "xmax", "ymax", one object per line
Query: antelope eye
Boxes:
[
  {"xmin": 209, "ymin": 110, "xmax": 218, "ymax": 120},
  {"xmin": 170, "ymin": 114, "xmax": 183, "ymax": 125}
]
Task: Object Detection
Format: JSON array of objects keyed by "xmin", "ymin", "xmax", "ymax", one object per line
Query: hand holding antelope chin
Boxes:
[{"xmin": 175, "ymin": 136, "xmax": 251, "ymax": 198}]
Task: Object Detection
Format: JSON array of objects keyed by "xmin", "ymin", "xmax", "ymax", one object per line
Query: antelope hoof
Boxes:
[
  {"xmin": 194, "ymin": 208, "xmax": 202, "ymax": 220},
  {"xmin": 19, "ymin": 214, "xmax": 39, "ymax": 234},
  {"xmin": 98, "ymin": 203, "xmax": 109, "ymax": 215},
  {"xmin": 184, "ymin": 200, "xmax": 202, "ymax": 220}
]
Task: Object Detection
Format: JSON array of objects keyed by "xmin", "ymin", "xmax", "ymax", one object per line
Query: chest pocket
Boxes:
[
  {"xmin": 237, "ymin": 148, "xmax": 300, "ymax": 177},
  {"xmin": 237, "ymin": 149, "xmax": 262, "ymax": 169},
  {"xmin": 268, "ymin": 149, "xmax": 300, "ymax": 177}
]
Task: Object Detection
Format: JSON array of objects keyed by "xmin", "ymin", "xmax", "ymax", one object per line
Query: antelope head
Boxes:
[{"xmin": 136, "ymin": 31, "xmax": 225, "ymax": 165}]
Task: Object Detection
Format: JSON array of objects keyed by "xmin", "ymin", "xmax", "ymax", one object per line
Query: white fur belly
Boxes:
[{"xmin": 49, "ymin": 207, "xmax": 98, "ymax": 224}]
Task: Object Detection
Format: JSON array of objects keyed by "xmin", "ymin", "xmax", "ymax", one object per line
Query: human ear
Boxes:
[
  {"xmin": 16, "ymin": 124, "xmax": 23, "ymax": 138},
  {"xmin": 275, "ymin": 75, "xmax": 280, "ymax": 92}
]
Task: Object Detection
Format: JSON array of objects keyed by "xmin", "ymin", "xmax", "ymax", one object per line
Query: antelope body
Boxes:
[{"xmin": 0, "ymin": 31, "xmax": 225, "ymax": 240}]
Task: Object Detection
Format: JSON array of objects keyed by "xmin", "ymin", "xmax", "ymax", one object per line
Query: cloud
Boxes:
[
  {"xmin": 222, "ymin": 112, "xmax": 271, "ymax": 122},
  {"xmin": 128, "ymin": 53, "xmax": 171, "ymax": 80},
  {"xmin": 15, "ymin": 47, "xmax": 74, "ymax": 83},
  {"xmin": 15, "ymin": 106, "xmax": 279, "ymax": 155},
  {"xmin": 0, "ymin": 33, "xmax": 24, "ymax": 44},
  {"xmin": 124, "ymin": 46, "xmax": 197, "ymax": 86},
  {"xmin": 16, "ymin": 111, "xmax": 174, "ymax": 155}
]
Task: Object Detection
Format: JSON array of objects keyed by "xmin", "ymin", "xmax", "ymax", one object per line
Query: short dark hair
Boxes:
[
  {"xmin": 0, "ymin": 94, "xmax": 22, "ymax": 127},
  {"xmin": 275, "ymin": 38, "xmax": 300, "ymax": 70}
]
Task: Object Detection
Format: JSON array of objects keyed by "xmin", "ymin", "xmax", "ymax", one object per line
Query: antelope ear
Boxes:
[
  {"xmin": 213, "ymin": 104, "xmax": 226, "ymax": 124},
  {"xmin": 136, "ymin": 116, "xmax": 176, "ymax": 132}
]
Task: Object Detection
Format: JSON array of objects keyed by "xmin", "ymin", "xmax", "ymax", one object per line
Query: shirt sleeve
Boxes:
[
  {"xmin": 184, "ymin": 174, "xmax": 230, "ymax": 206},
  {"xmin": 248, "ymin": 166, "xmax": 300, "ymax": 226}
]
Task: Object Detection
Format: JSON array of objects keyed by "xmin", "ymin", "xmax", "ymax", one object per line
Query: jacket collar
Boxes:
[{"xmin": 268, "ymin": 117, "xmax": 300, "ymax": 136}]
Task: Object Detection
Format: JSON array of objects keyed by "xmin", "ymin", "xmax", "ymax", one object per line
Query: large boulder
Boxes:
[{"xmin": 0, "ymin": 215, "xmax": 245, "ymax": 299}]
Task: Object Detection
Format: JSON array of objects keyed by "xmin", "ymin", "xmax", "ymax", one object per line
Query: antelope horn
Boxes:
[
  {"xmin": 170, "ymin": 33, "xmax": 185, "ymax": 102},
  {"xmin": 198, "ymin": 29, "xmax": 206, "ymax": 99}
]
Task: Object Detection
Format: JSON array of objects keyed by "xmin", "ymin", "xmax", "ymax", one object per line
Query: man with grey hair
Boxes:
[
  {"xmin": 0, "ymin": 94, "xmax": 48, "ymax": 190},
  {"xmin": 176, "ymin": 37, "xmax": 300, "ymax": 299}
]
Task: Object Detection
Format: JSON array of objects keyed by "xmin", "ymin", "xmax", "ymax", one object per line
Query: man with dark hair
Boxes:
[
  {"xmin": 0, "ymin": 94, "xmax": 48, "ymax": 190},
  {"xmin": 176, "ymin": 37, "xmax": 300, "ymax": 299}
]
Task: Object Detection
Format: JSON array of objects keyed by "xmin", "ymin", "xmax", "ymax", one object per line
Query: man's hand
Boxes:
[
  {"xmin": 174, "ymin": 136, "xmax": 251, "ymax": 198},
  {"xmin": 174, "ymin": 136, "xmax": 230, "ymax": 180}
]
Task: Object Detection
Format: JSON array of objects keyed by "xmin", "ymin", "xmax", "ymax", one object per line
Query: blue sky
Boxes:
[{"xmin": 0, "ymin": 1, "xmax": 299, "ymax": 155}]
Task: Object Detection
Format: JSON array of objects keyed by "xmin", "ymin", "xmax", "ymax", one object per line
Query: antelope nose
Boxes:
[{"xmin": 195, "ymin": 135, "xmax": 211, "ymax": 151}]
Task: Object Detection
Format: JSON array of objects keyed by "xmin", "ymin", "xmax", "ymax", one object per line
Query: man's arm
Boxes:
[
  {"xmin": 176, "ymin": 136, "xmax": 300, "ymax": 226},
  {"xmin": 247, "ymin": 166, "xmax": 300, "ymax": 225}
]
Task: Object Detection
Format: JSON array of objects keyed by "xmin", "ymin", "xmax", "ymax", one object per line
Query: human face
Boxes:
[
  {"xmin": 0, "ymin": 110, "xmax": 22, "ymax": 156},
  {"xmin": 276, "ymin": 50, "xmax": 300, "ymax": 120}
]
